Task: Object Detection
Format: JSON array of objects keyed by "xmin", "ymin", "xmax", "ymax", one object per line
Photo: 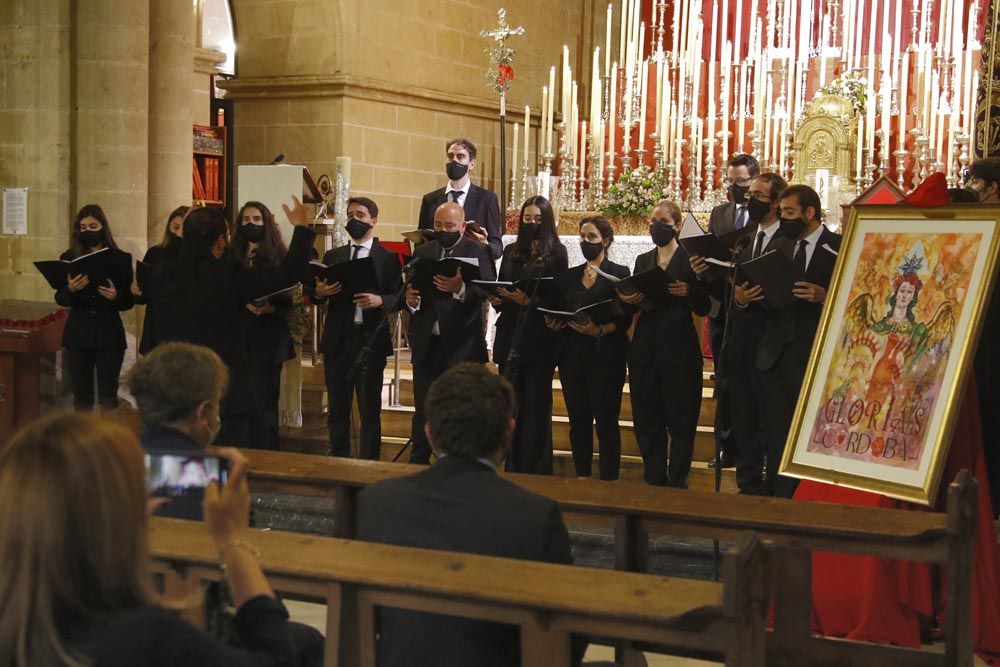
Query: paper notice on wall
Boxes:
[{"xmin": 2, "ymin": 188, "xmax": 28, "ymax": 235}]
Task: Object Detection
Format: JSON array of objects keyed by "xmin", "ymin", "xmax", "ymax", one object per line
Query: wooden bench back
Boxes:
[{"xmin": 149, "ymin": 518, "xmax": 768, "ymax": 667}]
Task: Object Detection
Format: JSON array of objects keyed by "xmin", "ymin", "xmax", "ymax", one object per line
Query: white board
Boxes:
[{"xmin": 236, "ymin": 164, "xmax": 305, "ymax": 245}]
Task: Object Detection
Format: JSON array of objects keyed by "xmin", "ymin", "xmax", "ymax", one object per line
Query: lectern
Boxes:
[{"xmin": 0, "ymin": 301, "xmax": 66, "ymax": 443}]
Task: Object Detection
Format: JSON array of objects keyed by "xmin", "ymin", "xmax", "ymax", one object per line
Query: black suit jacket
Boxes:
[
  {"xmin": 315, "ymin": 241, "xmax": 402, "ymax": 358},
  {"xmin": 551, "ymin": 260, "xmax": 632, "ymax": 367},
  {"xmin": 629, "ymin": 246, "xmax": 711, "ymax": 369},
  {"xmin": 708, "ymin": 201, "xmax": 745, "ymax": 237},
  {"xmin": 356, "ymin": 455, "xmax": 576, "ymax": 667},
  {"xmin": 55, "ymin": 247, "xmax": 134, "ymax": 349},
  {"xmin": 408, "ymin": 237, "xmax": 496, "ymax": 367},
  {"xmin": 492, "ymin": 243, "xmax": 569, "ymax": 367},
  {"xmin": 728, "ymin": 227, "xmax": 795, "ymax": 359},
  {"xmin": 153, "ymin": 226, "xmax": 315, "ymax": 416},
  {"xmin": 757, "ymin": 226, "xmax": 841, "ymax": 372},
  {"xmin": 417, "ymin": 183, "xmax": 503, "ymax": 258}
]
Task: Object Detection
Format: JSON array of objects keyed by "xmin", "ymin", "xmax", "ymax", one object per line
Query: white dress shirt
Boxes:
[
  {"xmin": 797, "ymin": 224, "xmax": 826, "ymax": 271},
  {"xmin": 445, "ymin": 179, "xmax": 470, "ymax": 207}
]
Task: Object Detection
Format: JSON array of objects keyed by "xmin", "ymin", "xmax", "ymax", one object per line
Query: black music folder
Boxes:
[
  {"xmin": 737, "ymin": 249, "xmax": 803, "ymax": 308},
  {"xmin": 34, "ymin": 248, "xmax": 113, "ymax": 290},
  {"xmin": 411, "ymin": 256, "xmax": 482, "ymax": 298},
  {"xmin": 537, "ymin": 298, "xmax": 625, "ymax": 325},
  {"xmin": 308, "ymin": 257, "xmax": 379, "ymax": 297},
  {"xmin": 471, "ymin": 276, "xmax": 555, "ymax": 299},
  {"xmin": 615, "ymin": 266, "xmax": 681, "ymax": 308},
  {"xmin": 678, "ymin": 225, "xmax": 754, "ymax": 264},
  {"xmin": 250, "ymin": 285, "xmax": 298, "ymax": 308}
]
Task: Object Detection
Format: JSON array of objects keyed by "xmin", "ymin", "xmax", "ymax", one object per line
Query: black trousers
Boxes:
[
  {"xmin": 325, "ymin": 326, "xmax": 387, "ymax": 460},
  {"xmin": 247, "ymin": 360, "xmax": 283, "ymax": 450},
  {"xmin": 710, "ymin": 313, "xmax": 737, "ymax": 460},
  {"xmin": 559, "ymin": 354, "xmax": 625, "ymax": 481},
  {"xmin": 65, "ymin": 346, "xmax": 125, "ymax": 411},
  {"xmin": 726, "ymin": 348, "xmax": 768, "ymax": 493},
  {"xmin": 409, "ymin": 337, "xmax": 456, "ymax": 465},
  {"xmin": 629, "ymin": 362, "xmax": 702, "ymax": 487},
  {"xmin": 758, "ymin": 349, "xmax": 809, "ymax": 498},
  {"xmin": 500, "ymin": 361, "xmax": 556, "ymax": 475}
]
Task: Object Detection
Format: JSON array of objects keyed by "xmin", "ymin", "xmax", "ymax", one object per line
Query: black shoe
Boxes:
[{"xmin": 708, "ymin": 453, "xmax": 735, "ymax": 469}]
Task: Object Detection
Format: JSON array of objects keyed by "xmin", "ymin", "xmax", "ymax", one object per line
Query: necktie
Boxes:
[
  {"xmin": 793, "ymin": 240, "xmax": 808, "ymax": 273},
  {"xmin": 449, "ymin": 190, "xmax": 462, "ymax": 203},
  {"xmin": 735, "ymin": 206, "xmax": 748, "ymax": 230},
  {"xmin": 351, "ymin": 244, "xmax": 360, "ymax": 261},
  {"xmin": 752, "ymin": 230, "xmax": 766, "ymax": 259}
]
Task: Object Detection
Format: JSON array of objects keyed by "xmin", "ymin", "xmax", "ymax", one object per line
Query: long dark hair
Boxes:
[
  {"xmin": 158, "ymin": 206, "xmax": 189, "ymax": 247},
  {"xmin": 511, "ymin": 196, "xmax": 562, "ymax": 262},
  {"xmin": 67, "ymin": 204, "xmax": 119, "ymax": 259},
  {"xmin": 231, "ymin": 201, "xmax": 287, "ymax": 268}
]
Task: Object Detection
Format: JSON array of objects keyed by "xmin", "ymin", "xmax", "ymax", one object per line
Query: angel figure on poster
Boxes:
[{"xmin": 842, "ymin": 242, "xmax": 956, "ymax": 408}]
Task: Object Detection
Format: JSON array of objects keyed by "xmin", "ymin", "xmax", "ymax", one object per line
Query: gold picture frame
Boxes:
[{"xmin": 780, "ymin": 204, "xmax": 1000, "ymax": 506}]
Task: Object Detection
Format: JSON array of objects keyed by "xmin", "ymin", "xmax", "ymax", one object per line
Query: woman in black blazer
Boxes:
[
  {"xmin": 492, "ymin": 196, "xmax": 568, "ymax": 475},
  {"xmin": 545, "ymin": 216, "xmax": 631, "ymax": 481},
  {"xmin": 229, "ymin": 201, "xmax": 297, "ymax": 450},
  {"xmin": 620, "ymin": 200, "xmax": 711, "ymax": 488},
  {"xmin": 55, "ymin": 204, "xmax": 134, "ymax": 411},
  {"xmin": 132, "ymin": 205, "xmax": 187, "ymax": 355}
]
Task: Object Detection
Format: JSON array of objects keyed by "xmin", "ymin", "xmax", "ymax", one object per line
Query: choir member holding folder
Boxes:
[
  {"xmin": 229, "ymin": 201, "xmax": 296, "ymax": 450},
  {"xmin": 47, "ymin": 204, "xmax": 133, "ymax": 411},
  {"xmin": 132, "ymin": 205, "xmax": 187, "ymax": 355},
  {"xmin": 544, "ymin": 216, "xmax": 631, "ymax": 481},
  {"xmin": 404, "ymin": 201, "xmax": 496, "ymax": 464},
  {"xmin": 153, "ymin": 200, "xmax": 315, "ymax": 448},
  {"xmin": 738, "ymin": 184, "xmax": 840, "ymax": 497},
  {"xmin": 619, "ymin": 201, "xmax": 710, "ymax": 488},
  {"xmin": 311, "ymin": 197, "xmax": 401, "ymax": 460},
  {"xmin": 490, "ymin": 196, "xmax": 568, "ymax": 475}
]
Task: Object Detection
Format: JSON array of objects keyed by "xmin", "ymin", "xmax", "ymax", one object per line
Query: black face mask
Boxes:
[
  {"xmin": 649, "ymin": 222, "xmax": 676, "ymax": 247},
  {"xmin": 746, "ymin": 197, "xmax": 773, "ymax": 224},
  {"xmin": 446, "ymin": 161, "xmax": 469, "ymax": 181},
  {"xmin": 777, "ymin": 217, "xmax": 807, "ymax": 239},
  {"xmin": 80, "ymin": 229, "xmax": 105, "ymax": 248},
  {"xmin": 240, "ymin": 224, "xmax": 266, "ymax": 243},
  {"xmin": 520, "ymin": 222, "xmax": 540, "ymax": 241},
  {"xmin": 730, "ymin": 182, "xmax": 750, "ymax": 204},
  {"xmin": 436, "ymin": 230, "xmax": 462, "ymax": 248},
  {"xmin": 580, "ymin": 240, "xmax": 604, "ymax": 261},
  {"xmin": 346, "ymin": 218, "xmax": 373, "ymax": 241}
]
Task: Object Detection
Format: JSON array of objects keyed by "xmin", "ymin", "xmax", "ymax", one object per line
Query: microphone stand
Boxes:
[
  {"xmin": 710, "ymin": 237, "xmax": 750, "ymax": 581},
  {"xmin": 344, "ymin": 262, "xmax": 414, "ymax": 462},
  {"xmin": 501, "ymin": 252, "xmax": 542, "ymax": 389}
]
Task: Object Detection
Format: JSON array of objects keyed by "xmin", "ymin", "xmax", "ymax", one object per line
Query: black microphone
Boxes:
[
  {"xmin": 732, "ymin": 234, "xmax": 753, "ymax": 255},
  {"xmin": 402, "ymin": 256, "xmax": 422, "ymax": 274},
  {"xmin": 268, "ymin": 154, "xmax": 285, "ymax": 165}
]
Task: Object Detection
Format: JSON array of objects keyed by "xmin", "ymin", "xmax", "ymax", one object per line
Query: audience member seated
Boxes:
[
  {"xmin": 128, "ymin": 342, "xmax": 229, "ymax": 520},
  {"xmin": 357, "ymin": 363, "xmax": 585, "ymax": 667},
  {"xmin": 0, "ymin": 411, "xmax": 323, "ymax": 666}
]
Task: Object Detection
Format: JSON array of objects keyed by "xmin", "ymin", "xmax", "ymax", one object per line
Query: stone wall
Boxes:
[{"xmin": 225, "ymin": 0, "xmax": 607, "ymax": 240}]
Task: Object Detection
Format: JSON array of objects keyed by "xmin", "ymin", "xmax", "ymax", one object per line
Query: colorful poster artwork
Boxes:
[{"xmin": 807, "ymin": 232, "xmax": 978, "ymax": 469}]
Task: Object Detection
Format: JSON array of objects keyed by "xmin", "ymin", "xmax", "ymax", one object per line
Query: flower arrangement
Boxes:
[
  {"xmin": 817, "ymin": 71, "xmax": 868, "ymax": 115},
  {"xmin": 599, "ymin": 165, "xmax": 666, "ymax": 218}
]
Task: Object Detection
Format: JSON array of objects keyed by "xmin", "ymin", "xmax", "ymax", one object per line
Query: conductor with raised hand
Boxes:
[
  {"xmin": 153, "ymin": 197, "xmax": 315, "ymax": 448},
  {"xmin": 405, "ymin": 201, "xmax": 496, "ymax": 465}
]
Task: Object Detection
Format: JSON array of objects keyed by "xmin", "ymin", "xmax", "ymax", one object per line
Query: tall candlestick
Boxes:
[
  {"xmin": 619, "ymin": 0, "xmax": 628, "ymax": 71},
  {"xmin": 623, "ymin": 61, "xmax": 633, "ymax": 153},
  {"xmin": 609, "ymin": 62, "xmax": 618, "ymax": 164},
  {"xmin": 523, "ymin": 105, "xmax": 531, "ymax": 162},
  {"xmin": 540, "ymin": 87, "xmax": 548, "ymax": 159},
  {"xmin": 580, "ymin": 120, "xmax": 587, "ymax": 174},
  {"xmin": 639, "ymin": 59, "xmax": 649, "ymax": 155},
  {"xmin": 857, "ymin": 117, "xmax": 865, "ymax": 176},
  {"xmin": 882, "ymin": 34, "xmax": 893, "ymax": 164},
  {"xmin": 605, "ymin": 3, "xmax": 613, "ymax": 76},
  {"xmin": 512, "ymin": 123, "xmax": 519, "ymax": 182},
  {"xmin": 547, "ymin": 67, "xmax": 556, "ymax": 155},
  {"xmin": 899, "ymin": 54, "xmax": 909, "ymax": 152}
]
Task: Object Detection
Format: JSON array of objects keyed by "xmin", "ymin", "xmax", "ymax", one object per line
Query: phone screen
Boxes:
[{"xmin": 145, "ymin": 451, "xmax": 228, "ymax": 520}]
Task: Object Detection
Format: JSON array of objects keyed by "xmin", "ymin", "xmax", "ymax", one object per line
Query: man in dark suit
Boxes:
[
  {"xmin": 702, "ymin": 154, "xmax": 761, "ymax": 469},
  {"xmin": 417, "ymin": 138, "xmax": 503, "ymax": 258},
  {"xmin": 966, "ymin": 158, "xmax": 1000, "ymax": 514},
  {"xmin": 405, "ymin": 201, "xmax": 496, "ymax": 464},
  {"xmin": 726, "ymin": 173, "xmax": 792, "ymax": 494},
  {"xmin": 313, "ymin": 197, "xmax": 402, "ymax": 460},
  {"xmin": 356, "ymin": 363, "xmax": 581, "ymax": 667},
  {"xmin": 739, "ymin": 184, "xmax": 841, "ymax": 497}
]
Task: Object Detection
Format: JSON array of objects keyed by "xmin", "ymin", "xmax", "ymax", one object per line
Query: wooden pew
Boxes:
[
  {"xmin": 241, "ymin": 449, "xmax": 978, "ymax": 667},
  {"xmin": 148, "ymin": 518, "xmax": 768, "ymax": 667}
]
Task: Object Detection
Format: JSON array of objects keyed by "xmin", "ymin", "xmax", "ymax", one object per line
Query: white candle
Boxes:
[
  {"xmin": 639, "ymin": 59, "xmax": 649, "ymax": 155},
  {"xmin": 598, "ymin": 120, "xmax": 605, "ymax": 183},
  {"xmin": 970, "ymin": 72, "xmax": 979, "ymax": 157},
  {"xmin": 619, "ymin": 0, "xmax": 628, "ymax": 67},
  {"xmin": 524, "ymin": 105, "xmax": 531, "ymax": 162},
  {"xmin": 854, "ymin": 0, "xmax": 865, "ymax": 71},
  {"xmin": 623, "ymin": 62, "xmax": 633, "ymax": 152},
  {"xmin": 708, "ymin": 0, "xmax": 719, "ymax": 161},
  {"xmin": 857, "ymin": 116, "xmax": 865, "ymax": 176},
  {"xmin": 562, "ymin": 45, "xmax": 570, "ymax": 124},
  {"xmin": 580, "ymin": 120, "xmax": 587, "ymax": 174},
  {"xmin": 899, "ymin": 54, "xmax": 909, "ymax": 153},
  {"xmin": 609, "ymin": 62, "xmax": 618, "ymax": 164},
  {"xmin": 540, "ymin": 87, "xmax": 549, "ymax": 157},
  {"xmin": 735, "ymin": 0, "xmax": 744, "ymax": 63},
  {"xmin": 882, "ymin": 34, "xmax": 892, "ymax": 164},
  {"xmin": 605, "ymin": 3, "xmax": 613, "ymax": 76},
  {"xmin": 722, "ymin": 41, "xmax": 731, "ymax": 160},
  {"xmin": 547, "ymin": 67, "xmax": 556, "ymax": 154},
  {"xmin": 512, "ymin": 123, "xmax": 519, "ymax": 182},
  {"xmin": 696, "ymin": 119, "xmax": 704, "ymax": 175}
]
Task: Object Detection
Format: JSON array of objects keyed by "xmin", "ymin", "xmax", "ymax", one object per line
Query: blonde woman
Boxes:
[{"xmin": 0, "ymin": 412, "xmax": 322, "ymax": 666}]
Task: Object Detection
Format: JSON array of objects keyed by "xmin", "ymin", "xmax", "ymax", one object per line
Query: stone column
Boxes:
[
  {"xmin": 148, "ymin": 0, "xmax": 195, "ymax": 245},
  {"xmin": 73, "ymin": 0, "xmax": 150, "ymax": 261}
]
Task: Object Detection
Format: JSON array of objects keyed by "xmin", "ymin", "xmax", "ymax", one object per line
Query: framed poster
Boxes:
[{"xmin": 780, "ymin": 204, "xmax": 1000, "ymax": 505}]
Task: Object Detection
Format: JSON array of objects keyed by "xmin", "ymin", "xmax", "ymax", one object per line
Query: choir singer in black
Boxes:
[
  {"xmin": 312, "ymin": 197, "xmax": 401, "ymax": 460},
  {"xmin": 492, "ymin": 196, "xmax": 568, "ymax": 475},
  {"xmin": 545, "ymin": 216, "xmax": 631, "ymax": 481},
  {"xmin": 405, "ymin": 201, "xmax": 496, "ymax": 464},
  {"xmin": 619, "ymin": 200, "xmax": 710, "ymax": 488}
]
